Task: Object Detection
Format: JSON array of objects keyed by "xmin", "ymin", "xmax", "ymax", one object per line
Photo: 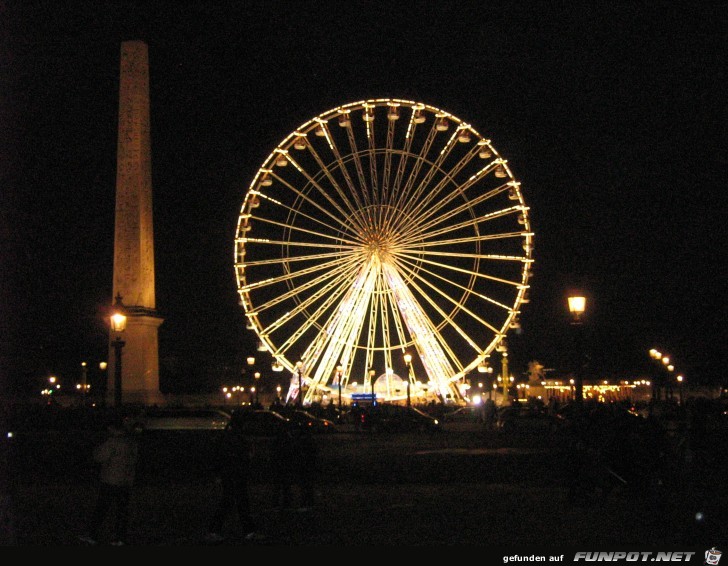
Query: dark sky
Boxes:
[{"xmin": 2, "ymin": 1, "xmax": 726, "ymax": 393}]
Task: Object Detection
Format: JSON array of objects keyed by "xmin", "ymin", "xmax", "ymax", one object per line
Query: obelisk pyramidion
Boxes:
[{"xmin": 109, "ymin": 40, "xmax": 164, "ymax": 405}]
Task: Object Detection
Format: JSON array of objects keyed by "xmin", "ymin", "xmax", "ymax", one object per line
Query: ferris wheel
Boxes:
[{"xmin": 234, "ymin": 99, "xmax": 533, "ymax": 405}]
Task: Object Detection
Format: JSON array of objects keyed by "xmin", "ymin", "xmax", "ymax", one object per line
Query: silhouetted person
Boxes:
[
  {"xmin": 205, "ymin": 421, "xmax": 262, "ymax": 543},
  {"xmin": 79, "ymin": 414, "xmax": 139, "ymax": 545},
  {"xmin": 290, "ymin": 423, "xmax": 317, "ymax": 511},
  {"xmin": 483, "ymin": 398, "xmax": 497, "ymax": 430},
  {"xmin": 271, "ymin": 423, "xmax": 297, "ymax": 510}
]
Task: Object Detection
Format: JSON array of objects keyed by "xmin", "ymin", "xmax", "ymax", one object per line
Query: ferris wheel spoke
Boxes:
[
  {"xmin": 407, "ymin": 192, "xmax": 521, "ymax": 242},
  {"xmin": 383, "ymin": 264, "xmax": 463, "ymax": 392},
  {"xmin": 382, "ymin": 282, "xmax": 410, "ymax": 354},
  {"xmin": 257, "ymin": 182, "xmax": 364, "ymax": 240},
  {"xmin": 394, "ymin": 256, "xmax": 500, "ymax": 339},
  {"xmin": 238, "ymin": 248, "xmax": 356, "ymax": 273},
  {"xmin": 283, "ymin": 154, "xmax": 364, "ymax": 224},
  {"xmin": 238, "ymin": 251, "xmax": 357, "ymax": 295},
  {"xmin": 363, "ymin": 104, "xmax": 380, "ymax": 201},
  {"xmin": 394, "ymin": 256, "xmax": 510, "ymax": 339},
  {"xmin": 266, "ymin": 272, "xmax": 362, "ymax": 356},
  {"xmin": 404, "ymin": 167, "xmax": 510, "ymax": 235},
  {"xmin": 244, "ymin": 257, "xmax": 361, "ymax": 316},
  {"xmin": 403, "ymin": 130, "xmax": 467, "ymax": 216},
  {"xmin": 343, "ymin": 114, "xmax": 373, "ymax": 208},
  {"xmin": 300, "ymin": 290, "xmax": 371, "ymax": 397},
  {"xmin": 289, "ymin": 131, "xmax": 369, "ymax": 223},
  {"xmin": 397, "ymin": 124, "xmax": 440, "ymax": 209},
  {"xmin": 395, "ymin": 251, "xmax": 527, "ymax": 288},
  {"xmin": 409, "ymin": 249, "xmax": 529, "ymax": 263},
  {"xmin": 388, "ymin": 106, "xmax": 422, "ymax": 209},
  {"xmin": 406, "ymin": 212, "xmax": 527, "ymax": 246},
  {"xmin": 393, "ymin": 254, "xmax": 520, "ymax": 315},
  {"xmin": 380, "ymin": 109, "xmax": 399, "ymax": 205}
]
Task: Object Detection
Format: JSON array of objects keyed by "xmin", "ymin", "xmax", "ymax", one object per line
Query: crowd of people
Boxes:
[{"xmin": 69, "ymin": 406, "xmax": 319, "ymax": 546}]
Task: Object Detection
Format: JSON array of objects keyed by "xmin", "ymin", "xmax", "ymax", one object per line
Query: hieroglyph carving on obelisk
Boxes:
[{"xmin": 109, "ymin": 40, "xmax": 164, "ymax": 405}]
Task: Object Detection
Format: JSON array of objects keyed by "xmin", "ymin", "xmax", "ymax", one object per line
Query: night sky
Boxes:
[{"xmin": 2, "ymin": 1, "xmax": 726, "ymax": 394}]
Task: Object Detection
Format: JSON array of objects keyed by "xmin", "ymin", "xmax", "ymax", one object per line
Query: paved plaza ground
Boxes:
[{"xmin": 3, "ymin": 421, "xmax": 726, "ymax": 547}]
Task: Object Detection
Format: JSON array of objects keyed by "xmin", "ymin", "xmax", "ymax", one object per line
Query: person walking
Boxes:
[
  {"xmin": 79, "ymin": 413, "xmax": 139, "ymax": 546},
  {"xmin": 205, "ymin": 420, "xmax": 263, "ymax": 543}
]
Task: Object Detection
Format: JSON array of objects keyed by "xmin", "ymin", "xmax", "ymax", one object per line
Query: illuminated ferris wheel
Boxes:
[{"xmin": 234, "ymin": 99, "xmax": 533, "ymax": 405}]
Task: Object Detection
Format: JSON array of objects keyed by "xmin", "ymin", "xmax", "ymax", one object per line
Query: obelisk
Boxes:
[{"xmin": 109, "ymin": 40, "xmax": 164, "ymax": 406}]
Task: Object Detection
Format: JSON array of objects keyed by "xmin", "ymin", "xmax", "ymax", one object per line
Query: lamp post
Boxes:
[
  {"xmin": 403, "ymin": 353, "xmax": 412, "ymax": 407},
  {"xmin": 567, "ymin": 294, "xmax": 586, "ymax": 406},
  {"xmin": 478, "ymin": 359, "xmax": 494, "ymax": 400},
  {"xmin": 369, "ymin": 369, "xmax": 376, "ymax": 405},
  {"xmin": 296, "ymin": 360, "xmax": 304, "ymax": 407},
  {"xmin": 254, "ymin": 371, "xmax": 261, "ymax": 406},
  {"xmin": 676, "ymin": 374, "xmax": 684, "ymax": 405},
  {"xmin": 80, "ymin": 361, "xmax": 89, "ymax": 405},
  {"xmin": 99, "ymin": 361, "xmax": 108, "ymax": 401},
  {"xmin": 664, "ymin": 360, "xmax": 674, "ymax": 401},
  {"xmin": 109, "ymin": 294, "xmax": 127, "ymax": 408},
  {"xmin": 246, "ymin": 356, "xmax": 255, "ymax": 378},
  {"xmin": 336, "ymin": 365, "xmax": 343, "ymax": 418},
  {"xmin": 501, "ymin": 352, "xmax": 510, "ymax": 407},
  {"xmin": 495, "ymin": 341, "xmax": 510, "ymax": 407},
  {"xmin": 649, "ymin": 348, "xmax": 678, "ymax": 402}
]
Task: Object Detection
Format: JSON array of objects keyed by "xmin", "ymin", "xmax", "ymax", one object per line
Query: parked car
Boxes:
[
  {"xmin": 361, "ymin": 403, "xmax": 442, "ymax": 433},
  {"xmin": 229, "ymin": 408, "xmax": 291, "ymax": 436},
  {"xmin": 137, "ymin": 407, "xmax": 231, "ymax": 431},
  {"xmin": 280, "ymin": 409, "xmax": 337, "ymax": 433}
]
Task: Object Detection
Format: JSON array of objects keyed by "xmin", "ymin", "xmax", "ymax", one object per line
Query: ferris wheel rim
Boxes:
[{"xmin": 234, "ymin": 99, "xmax": 533, "ymax": 404}]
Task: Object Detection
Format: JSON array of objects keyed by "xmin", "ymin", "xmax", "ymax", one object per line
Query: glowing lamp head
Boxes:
[
  {"xmin": 110, "ymin": 294, "xmax": 127, "ymax": 333},
  {"xmin": 567, "ymin": 295, "xmax": 586, "ymax": 322}
]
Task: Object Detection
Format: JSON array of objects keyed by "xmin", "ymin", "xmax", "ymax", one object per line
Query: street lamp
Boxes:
[
  {"xmin": 99, "ymin": 361, "xmax": 108, "ymax": 399},
  {"xmin": 567, "ymin": 293, "xmax": 587, "ymax": 405},
  {"xmin": 296, "ymin": 360, "xmax": 304, "ymax": 407},
  {"xmin": 254, "ymin": 372, "xmax": 261, "ymax": 406},
  {"xmin": 496, "ymin": 341, "xmax": 510, "ymax": 407},
  {"xmin": 336, "ymin": 365, "xmax": 343, "ymax": 417},
  {"xmin": 109, "ymin": 294, "xmax": 127, "ymax": 408},
  {"xmin": 80, "ymin": 361, "xmax": 89, "ymax": 404},
  {"xmin": 403, "ymin": 353, "xmax": 412, "ymax": 407},
  {"xmin": 649, "ymin": 349, "xmax": 663, "ymax": 400},
  {"xmin": 676, "ymin": 374, "xmax": 684, "ymax": 405},
  {"xmin": 369, "ymin": 369, "xmax": 376, "ymax": 404},
  {"xmin": 478, "ymin": 359, "xmax": 494, "ymax": 400}
]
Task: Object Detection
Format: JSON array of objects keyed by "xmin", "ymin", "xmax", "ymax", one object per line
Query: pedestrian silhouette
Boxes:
[
  {"xmin": 79, "ymin": 413, "xmax": 139, "ymax": 545},
  {"xmin": 290, "ymin": 423, "xmax": 317, "ymax": 511},
  {"xmin": 270, "ymin": 420, "xmax": 318, "ymax": 513},
  {"xmin": 205, "ymin": 421, "xmax": 263, "ymax": 543},
  {"xmin": 270, "ymin": 422, "xmax": 297, "ymax": 510},
  {"xmin": 483, "ymin": 398, "xmax": 497, "ymax": 430}
]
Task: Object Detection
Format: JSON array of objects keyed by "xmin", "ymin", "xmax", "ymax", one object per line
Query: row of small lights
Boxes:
[
  {"xmin": 649, "ymin": 348, "xmax": 685, "ymax": 384},
  {"xmin": 41, "ymin": 361, "xmax": 107, "ymax": 396},
  {"xmin": 473, "ymin": 377, "xmax": 655, "ymax": 389}
]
